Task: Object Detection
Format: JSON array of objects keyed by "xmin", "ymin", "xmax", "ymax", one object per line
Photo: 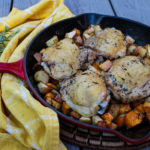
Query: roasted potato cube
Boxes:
[
  {"xmin": 115, "ymin": 114, "xmax": 125, "ymax": 127},
  {"xmin": 73, "ymin": 28, "xmax": 80, "ymax": 36},
  {"xmin": 92, "ymin": 115, "xmax": 103, "ymax": 125},
  {"xmin": 34, "ymin": 70, "xmax": 49, "ymax": 83},
  {"xmin": 144, "ymin": 58, "xmax": 150, "ymax": 65},
  {"xmin": 97, "ymin": 121, "xmax": 107, "ymax": 128},
  {"xmin": 143, "ymin": 101, "xmax": 150, "ymax": 122},
  {"xmin": 139, "ymin": 47, "xmax": 147, "ymax": 57},
  {"xmin": 70, "ymin": 111, "xmax": 81, "ymax": 119},
  {"xmin": 102, "ymin": 112, "xmax": 113, "ymax": 125},
  {"xmin": 37, "ymin": 82, "xmax": 51, "ymax": 94},
  {"xmin": 125, "ymin": 110, "xmax": 143, "ymax": 129},
  {"xmin": 135, "ymin": 104, "xmax": 145, "ymax": 114},
  {"xmin": 108, "ymin": 104, "xmax": 120, "ymax": 119},
  {"xmin": 99, "ymin": 60, "xmax": 112, "ymax": 72},
  {"xmin": 62, "ymin": 102, "xmax": 71, "ymax": 115},
  {"xmin": 79, "ymin": 116, "xmax": 91, "ymax": 124},
  {"xmin": 146, "ymin": 44, "xmax": 150, "ymax": 58},
  {"xmin": 108, "ymin": 122, "xmax": 118, "ymax": 130},
  {"xmin": 46, "ymin": 35, "xmax": 58, "ymax": 47},
  {"xmin": 125, "ymin": 35, "xmax": 135, "ymax": 45},
  {"xmin": 46, "ymin": 83, "xmax": 58, "ymax": 90},
  {"xmin": 45, "ymin": 92, "xmax": 55, "ymax": 99},
  {"xmin": 52, "ymin": 99, "xmax": 61, "ymax": 110},
  {"xmin": 83, "ymin": 25, "xmax": 95, "ymax": 40},
  {"xmin": 119, "ymin": 104, "xmax": 131, "ymax": 114},
  {"xmin": 127, "ymin": 44, "xmax": 136, "ymax": 54},
  {"xmin": 94, "ymin": 25, "xmax": 102, "ymax": 33}
]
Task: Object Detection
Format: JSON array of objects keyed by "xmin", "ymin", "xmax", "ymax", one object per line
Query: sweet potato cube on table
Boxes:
[
  {"xmin": 45, "ymin": 92, "xmax": 55, "ymax": 99},
  {"xmin": 143, "ymin": 101, "xmax": 150, "ymax": 122},
  {"xmin": 119, "ymin": 104, "xmax": 131, "ymax": 114},
  {"xmin": 99, "ymin": 60, "xmax": 112, "ymax": 72},
  {"xmin": 102, "ymin": 112, "xmax": 113, "ymax": 125},
  {"xmin": 125, "ymin": 110, "xmax": 143, "ymax": 129},
  {"xmin": 115, "ymin": 114, "xmax": 125, "ymax": 127},
  {"xmin": 62, "ymin": 102, "xmax": 71, "ymax": 115}
]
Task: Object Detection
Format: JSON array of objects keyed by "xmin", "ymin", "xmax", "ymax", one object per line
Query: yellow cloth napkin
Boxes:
[{"xmin": 0, "ymin": 0, "xmax": 74, "ymax": 149}]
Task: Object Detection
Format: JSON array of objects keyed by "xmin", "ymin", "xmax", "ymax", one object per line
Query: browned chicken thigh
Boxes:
[
  {"xmin": 105, "ymin": 56, "xmax": 150, "ymax": 103},
  {"xmin": 60, "ymin": 68, "xmax": 109, "ymax": 117},
  {"xmin": 84, "ymin": 28, "xmax": 126, "ymax": 59}
]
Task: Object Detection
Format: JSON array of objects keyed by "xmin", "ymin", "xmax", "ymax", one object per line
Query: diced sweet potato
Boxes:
[
  {"xmin": 83, "ymin": 25, "xmax": 95, "ymax": 40},
  {"xmin": 37, "ymin": 82, "xmax": 51, "ymax": 94},
  {"xmin": 115, "ymin": 114, "xmax": 125, "ymax": 127},
  {"xmin": 46, "ymin": 35, "xmax": 58, "ymax": 47},
  {"xmin": 52, "ymin": 99, "xmax": 61, "ymax": 110},
  {"xmin": 108, "ymin": 122, "xmax": 118, "ymax": 130},
  {"xmin": 102, "ymin": 112, "xmax": 113, "ymax": 125},
  {"xmin": 62, "ymin": 102, "xmax": 71, "ymax": 115},
  {"xmin": 125, "ymin": 110, "xmax": 143, "ymax": 129},
  {"xmin": 135, "ymin": 104, "xmax": 145, "ymax": 114},
  {"xmin": 79, "ymin": 116, "xmax": 91, "ymax": 124},
  {"xmin": 99, "ymin": 60, "xmax": 112, "ymax": 72},
  {"xmin": 70, "ymin": 111, "xmax": 81, "ymax": 119},
  {"xmin": 92, "ymin": 62, "xmax": 100, "ymax": 71},
  {"xmin": 34, "ymin": 70, "xmax": 49, "ymax": 83},
  {"xmin": 46, "ymin": 97, "xmax": 52, "ymax": 105},
  {"xmin": 143, "ymin": 101, "xmax": 150, "ymax": 122},
  {"xmin": 45, "ymin": 92, "xmax": 55, "ymax": 99},
  {"xmin": 46, "ymin": 82, "xmax": 58, "ymax": 90},
  {"xmin": 119, "ymin": 104, "xmax": 131, "ymax": 114},
  {"xmin": 73, "ymin": 28, "xmax": 80, "ymax": 36},
  {"xmin": 108, "ymin": 104, "xmax": 120, "ymax": 119},
  {"xmin": 97, "ymin": 121, "xmax": 107, "ymax": 128},
  {"xmin": 132, "ymin": 46, "xmax": 142, "ymax": 56},
  {"xmin": 65, "ymin": 28, "xmax": 80, "ymax": 39},
  {"xmin": 92, "ymin": 115, "xmax": 103, "ymax": 125}
]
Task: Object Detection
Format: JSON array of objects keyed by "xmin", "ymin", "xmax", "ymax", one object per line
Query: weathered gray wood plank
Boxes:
[
  {"xmin": 0, "ymin": 0, "xmax": 11, "ymax": 17},
  {"xmin": 111, "ymin": 0, "xmax": 150, "ymax": 26},
  {"xmin": 65, "ymin": 0, "xmax": 114, "ymax": 15},
  {"xmin": 13, "ymin": 0, "xmax": 39, "ymax": 10}
]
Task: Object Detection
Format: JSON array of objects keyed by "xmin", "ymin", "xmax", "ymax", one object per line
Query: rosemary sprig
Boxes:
[{"xmin": 0, "ymin": 27, "xmax": 20, "ymax": 55}]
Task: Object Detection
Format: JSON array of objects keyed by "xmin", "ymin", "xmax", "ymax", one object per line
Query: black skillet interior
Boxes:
[{"xmin": 25, "ymin": 13, "xmax": 150, "ymax": 142}]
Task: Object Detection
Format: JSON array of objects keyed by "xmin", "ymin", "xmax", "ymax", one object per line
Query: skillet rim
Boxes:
[{"xmin": 24, "ymin": 13, "xmax": 150, "ymax": 144}]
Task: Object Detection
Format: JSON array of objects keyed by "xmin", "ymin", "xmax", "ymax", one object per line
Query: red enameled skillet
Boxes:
[{"xmin": 0, "ymin": 13, "xmax": 150, "ymax": 144}]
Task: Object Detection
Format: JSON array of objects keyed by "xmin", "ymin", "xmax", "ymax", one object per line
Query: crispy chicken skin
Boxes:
[
  {"xmin": 60, "ymin": 68, "xmax": 108, "ymax": 117},
  {"xmin": 105, "ymin": 56, "xmax": 150, "ymax": 103},
  {"xmin": 42, "ymin": 38, "xmax": 80, "ymax": 80},
  {"xmin": 84, "ymin": 28, "xmax": 126, "ymax": 59}
]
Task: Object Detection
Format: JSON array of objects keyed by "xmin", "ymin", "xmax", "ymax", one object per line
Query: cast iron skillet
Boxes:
[{"xmin": 1, "ymin": 13, "xmax": 150, "ymax": 144}]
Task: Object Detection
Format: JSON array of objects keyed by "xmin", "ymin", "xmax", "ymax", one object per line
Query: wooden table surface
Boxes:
[{"xmin": 1, "ymin": 0, "xmax": 150, "ymax": 150}]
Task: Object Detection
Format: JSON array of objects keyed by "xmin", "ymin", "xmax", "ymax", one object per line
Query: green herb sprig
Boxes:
[{"xmin": 0, "ymin": 27, "xmax": 20, "ymax": 55}]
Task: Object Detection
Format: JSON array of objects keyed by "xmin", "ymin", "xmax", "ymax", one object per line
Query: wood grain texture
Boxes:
[
  {"xmin": 13, "ymin": 0, "xmax": 40, "ymax": 10},
  {"xmin": 64, "ymin": 0, "xmax": 114, "ymax": 15},
  {"xmin": 0, "ymin": 0, "xmax": 11, "ymax": 17},
  {"xmin": 111, "ymin": 0, "xmax": 150, "ymax": 26}
]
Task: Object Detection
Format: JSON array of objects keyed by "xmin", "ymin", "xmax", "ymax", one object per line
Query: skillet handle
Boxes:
[{"xmin": 0, "ymin": 58, "xmax": 26, "ymax": 80}]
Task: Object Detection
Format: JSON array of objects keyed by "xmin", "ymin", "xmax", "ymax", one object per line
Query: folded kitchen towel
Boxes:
[{"xmin": 0, "ymin": 0, "xmax": 73, "ymax": 149}]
